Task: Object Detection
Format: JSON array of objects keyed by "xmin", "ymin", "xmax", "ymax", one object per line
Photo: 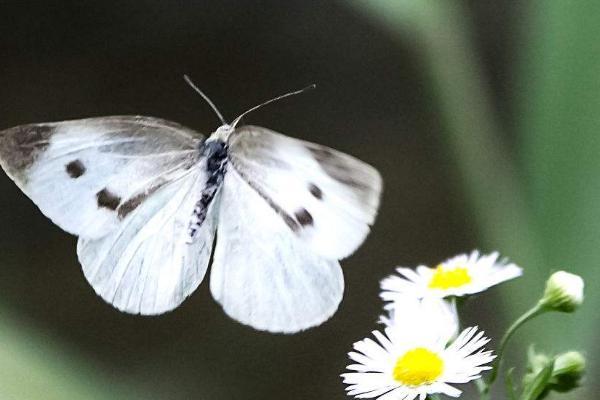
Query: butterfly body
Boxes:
[
  {"xmin": 0, "ymin": 115, "xmax": 382, "ymax": 333},
  {"xmin": 189, "ymin": 132, "xmax": 229, "ymax": 241}
]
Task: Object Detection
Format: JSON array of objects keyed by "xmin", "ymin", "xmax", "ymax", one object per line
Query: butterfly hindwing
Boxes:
[
  {"xmin": 77, "ymin": 165, "xmax": 216, "ymax": 315},
  {"xmin": 227, "ymin": 125, "xmax": 382, "ymax": 260},
  {"xmin": 210, "ymin": 168, "xmax": 344, "ymax": 333},
  {"xmin": 0, "ymin": 116, "xmax": 202, "ymax": 239}
]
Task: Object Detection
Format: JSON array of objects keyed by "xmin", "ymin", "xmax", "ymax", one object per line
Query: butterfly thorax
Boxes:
[
  {"xmin": 187, "ymin": 138, "xmax": 229, "ymax": 242},
  {"xmin": 201, "ymin": 139, "xmax": 228, "ymax": 171}
]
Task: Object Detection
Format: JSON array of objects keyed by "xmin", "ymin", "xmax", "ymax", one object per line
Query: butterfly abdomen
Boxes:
[{"xmin": 187, "ymin": 139, "xmax": 228, "ymax": 242}]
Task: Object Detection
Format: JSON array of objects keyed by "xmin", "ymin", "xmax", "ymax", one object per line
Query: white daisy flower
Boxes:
[
  {"xmin": 380, "ymin": 251, "xmax": 522, "ymax": 303},
  {"xmin": 379, "ymin": 297, "xmax": 459, "ymax": 344},
  {"xmin": 342, "ymin": 300, "xmax": 495, "ymax": 400}
]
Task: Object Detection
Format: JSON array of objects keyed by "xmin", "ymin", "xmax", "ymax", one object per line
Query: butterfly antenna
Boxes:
[
  {"xmin": 183, "ymin": 75, "xmax": 227, "ymax": 125},
  {"xmin": 231, "ymin": 84, "xmax": 316, "ymax": 128}
]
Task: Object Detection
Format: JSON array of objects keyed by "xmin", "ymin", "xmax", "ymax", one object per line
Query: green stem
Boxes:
[
  {"xmin": 481, "ymin": 304, "xmax": 546, "ymax": 397},
  {"xmin": 504, "ymin": 368, "xmax": 517, "ymax": 400}
]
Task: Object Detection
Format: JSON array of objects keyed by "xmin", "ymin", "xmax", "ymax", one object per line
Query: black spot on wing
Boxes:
[
  {"xmin": 295, "ymin": 208, "xmax": 314, "ymax": 227},
  {"xmin": 281, "ymin": 213, "xmax": 300, "ymax": 232},
  {"xmin": 96, "ymin": 188, "xmax": 121, "ymax": 211},
  {"xmin": 65, "ymin": 159, "xmax": 86, "ymax": 178},
  {"xmin": 117, "ymin": 183, "xmax": 164, "ymax": 219},
  {"xmin": 118, "ymin": 194, "xmax": 143, "ymax": 218},
  {"xmin": 308, "ymin": 183, "xmax": 323, "ymax": 200}
]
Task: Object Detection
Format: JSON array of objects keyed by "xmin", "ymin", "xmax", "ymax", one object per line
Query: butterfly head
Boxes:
[{"xmin": 211, "ymin": 124, "xmax": 235, "ymax": 142}]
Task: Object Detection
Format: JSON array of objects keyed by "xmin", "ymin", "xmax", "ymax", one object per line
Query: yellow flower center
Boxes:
[
  {"xmin": 392, "ymin": 347, "xmax": 444, "ymax": 386},
  {"xmin": 428, "ymin": 264, "xmax": 472, "ymax": 289}
]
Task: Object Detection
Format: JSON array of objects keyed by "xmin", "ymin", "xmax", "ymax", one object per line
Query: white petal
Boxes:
[{"xmin": 435, "ymin": 382, "xmax": 462, "ymax": 397}]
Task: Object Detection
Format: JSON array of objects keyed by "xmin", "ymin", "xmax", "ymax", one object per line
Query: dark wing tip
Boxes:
[{"xmin": 0, "ymin": 123, "xmax": 55, "ymax": 183}]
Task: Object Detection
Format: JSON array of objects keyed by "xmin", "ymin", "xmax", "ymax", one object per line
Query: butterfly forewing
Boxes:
[
  {"xmin": 0, "ymin": 116, "xmax": 202, "ymax": 239},
  {"xmin": 227, "ymin": 125, "xmax": 382, "ymax": 260}
]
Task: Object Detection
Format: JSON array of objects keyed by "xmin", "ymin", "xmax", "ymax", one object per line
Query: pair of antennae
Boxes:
[{"xmin": 183, "ymin": 75, "xmax": 315, "ymax": 128}]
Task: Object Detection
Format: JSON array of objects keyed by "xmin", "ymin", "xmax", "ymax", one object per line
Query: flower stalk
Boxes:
[{"xmin": 480, "ymin": 304, "xmax": 546, "ymax": 398}]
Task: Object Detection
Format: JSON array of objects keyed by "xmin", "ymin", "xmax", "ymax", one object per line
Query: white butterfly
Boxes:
[{"xmin": 0, "ymin": 84, "xmax": 382, "ymax": 333}]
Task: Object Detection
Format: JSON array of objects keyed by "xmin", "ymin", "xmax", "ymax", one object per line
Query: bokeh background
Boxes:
[{"xmin": 0, "ymin": 1, "xmax": 597, "ymax": 399}]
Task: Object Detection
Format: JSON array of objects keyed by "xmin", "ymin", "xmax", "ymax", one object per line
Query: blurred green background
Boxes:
[{"xmin": 0, "ymin": 1, "xmax": 597, "ymax": 399}]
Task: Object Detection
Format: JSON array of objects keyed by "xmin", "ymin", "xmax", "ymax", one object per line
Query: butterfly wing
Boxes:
[
  {"xmin": 0, "ymin": 116, "xmax": 214, "ymax": 314},
  {"xmin": 77, "ymin": 164, "xmax": 217, "ymax": 314},
  {"xmin": 0, "ymin": 116, "xmax": 201, "ymax": 239},
  {"xmin": 227, "ymin": 125, "xmax": 382, "ymax": 260},
  {"xmin": 210, "ymin": 168, "xmax": 344, "ymax": 333}
]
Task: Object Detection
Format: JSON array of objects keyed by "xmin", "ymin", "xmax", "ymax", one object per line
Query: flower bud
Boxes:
[
  {"xmin": 549, "ymin": 351, "xmax": 586, "ymax": 392},
  {"xmin": 539, "ymin": 271, "xmax": 584, "ymax": 312},
  {"xmin": 523, "ymin": 349, "xmax": 586, "ymax": 397}
]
